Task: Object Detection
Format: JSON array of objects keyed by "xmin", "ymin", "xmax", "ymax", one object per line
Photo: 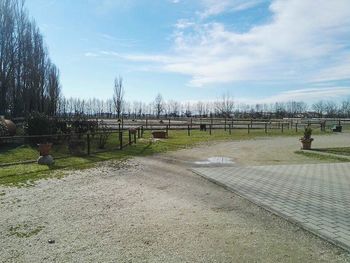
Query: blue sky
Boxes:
[{"xmin": 26, "ymin": 0, "xmax": 350, "ymax": 103}]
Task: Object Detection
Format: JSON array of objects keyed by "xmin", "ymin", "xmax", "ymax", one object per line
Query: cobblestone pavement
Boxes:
[{"xmin": 192, "ymin": 162, "xmax": 350, "ymax": 251}]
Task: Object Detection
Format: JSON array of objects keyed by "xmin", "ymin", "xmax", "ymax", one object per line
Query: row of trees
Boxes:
[
  {"xmin": 0, "ymin": 0, "xmax": 61, "ymax": 117},
  {"xmin": 57, "ymin": 86, "xmax": 350, "ymax": 119}
]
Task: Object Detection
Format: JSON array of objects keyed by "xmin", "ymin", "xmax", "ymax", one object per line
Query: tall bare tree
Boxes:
[
  {"xmin": 113, "ymin": 76, "xmax": 124, "ymax": 119},
  {"xmin": 154, "ymin": 93, "xmax": 164, "ymax": 119}
]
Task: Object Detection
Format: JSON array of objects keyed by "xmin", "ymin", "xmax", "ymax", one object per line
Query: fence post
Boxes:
[
  {"xmin": 281, "ymin": 123, "xmax": 284, "ymax": 133},
  {"xmin": 166, "ymin": 125, "xmax": 169, "ymax": 137},
  {"xmin": 229, "ymin": 124, "xmax": 232, "ymax": 135},
  {"xmin": 128, "ymin": 130, "xmax": 132, "ymax": 145},
  {"xmin": 224, "ymin": 118, "xmax": 227, "ymax": 131},
  {"xmin": 119, "ymin": 131, "xmax": 123, "ymax": 150},
  {"xmin": 137, "ymin": 127, "xmax": 140, "ymax": 138},
  {"xmin": 146, "ymin": 118, "xmax": 148, "ymax": 128},
  {"xmin": 188, "ymin": 125, "xmax": 190, "ymax": 136},
  {"xmin": 295, "ymin": 123, "xmax": 298, "ymax": 132},
  {"xmin": 265, "ymin": 123, "xmax": 267, "ymax": 134},
  {"xmin": 134, "ymin": 131, "xmax": 137, "ymax": 144},
  {"xmin": 168, "ymin": 119, "xmax": 171, "ymax": 129},
  {"xmin": 248, "ymin": 124, "xmax": 250, "ymax": 134},
  {"xmin": 209, "ymin": 124, "xmax": 212, "ymax": 135},
  {"xmin": 141, "ymin": 126, "xmax": 144, "ymax": 137}
]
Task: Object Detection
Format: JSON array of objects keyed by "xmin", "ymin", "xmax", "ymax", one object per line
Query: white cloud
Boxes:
[
  {"xmin": 199, "ymin": 0, "xmax": 265, "ymax": 18},
  {"xmin": 119, "ymin": 0, "xmax": 350, "ymax": 87},
  {"xmin": 261, "ymin": 87, "xmax": 350, "ymax": 103},
  {"xmin": 311, "ymin": 55, "xmax": 350, "ymax": 82},
  {"xmin": 235, "ymin": 87, "xmax": 350, "ymax": 105}
]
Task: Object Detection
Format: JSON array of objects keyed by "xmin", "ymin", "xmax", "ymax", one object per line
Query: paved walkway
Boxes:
[{"xmin": 192, "ymin": 162, "xmax": 350, "ymax": 251}]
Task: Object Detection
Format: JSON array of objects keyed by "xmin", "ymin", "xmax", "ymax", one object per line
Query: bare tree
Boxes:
[
  {"xmin": 324, "ymin": 100, "xmax": 338, "ymax": 117},
  {"xmin": 215, "ymin": 93, "xmax": 234, "ymax": 117},
  {"xmin": 341, "ymin": 99, "xmax": 350, "ymax": 117},
  {"xmin": 196, "ymin": 101, "xmax": 204, "ymax": 117},
  {"xmin": 312, "ymin": 100, "xmax": 326, "ymax": 117},
  {"xmin": 113, "ymin": 76, "xmax": 124, "ymax": 119},
  {"xmin": 154, "ymin": 93, "xmax": 164, "ymax": 119}
]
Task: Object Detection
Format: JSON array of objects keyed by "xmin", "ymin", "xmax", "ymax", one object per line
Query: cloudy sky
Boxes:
[{"xmin": 26, "ymin": 0, "xmax": 350, "ymax": 103}]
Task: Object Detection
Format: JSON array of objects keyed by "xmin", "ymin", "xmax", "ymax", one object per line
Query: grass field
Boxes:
[
  {"xmin": 0, "ymin": 129, "xmax": 329, "ymax": 187},
  {"xmin": 311, "ymin": 147, "xmax": 350, "ymax": 156}
]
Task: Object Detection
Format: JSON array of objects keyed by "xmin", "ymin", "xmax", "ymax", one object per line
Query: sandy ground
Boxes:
[{"xmin": 1, "ymin": 133, "xmax": 350, "ymax": 262}]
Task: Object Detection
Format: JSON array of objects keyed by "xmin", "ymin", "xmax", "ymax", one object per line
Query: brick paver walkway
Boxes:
[{"xmin": 192, "ymin": 162, "xmax": 350, "ymax": 251}]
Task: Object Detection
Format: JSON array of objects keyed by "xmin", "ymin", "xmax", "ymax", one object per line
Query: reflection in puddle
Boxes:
[{"xmin": 194, "ymin": 157, "xmax": 234, "ymax": 165}]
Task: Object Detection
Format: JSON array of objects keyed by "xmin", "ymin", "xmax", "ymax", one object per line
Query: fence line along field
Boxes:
[{"xmin": 0, "ymin": 116, "xmax": 348, "ymax": 168}]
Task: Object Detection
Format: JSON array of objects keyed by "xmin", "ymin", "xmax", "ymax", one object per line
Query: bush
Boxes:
[
  {"xmin": 24, "ymin": 112, "xmax": 57, "ymax": 136},
  {"xmin": 303, "ymin": 126, "xmax": 312, "ymax": 139},
  {"xmin": 98, "ymin": 120, "xmax": 111, "ymax": 149}
]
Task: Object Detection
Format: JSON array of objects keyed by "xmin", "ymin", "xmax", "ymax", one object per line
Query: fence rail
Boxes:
[{"xmin": 1, "ymin": 117, "xmax": 348, "ymax": 167}]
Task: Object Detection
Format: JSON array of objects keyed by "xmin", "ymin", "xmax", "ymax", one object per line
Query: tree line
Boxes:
[
  {"xmin": 57, "ymin": 79, "xmax": 350, "ymax": 119},
  {"xmin": 0, "ymin": 0, "xmax": 60, "ymax": 117}
]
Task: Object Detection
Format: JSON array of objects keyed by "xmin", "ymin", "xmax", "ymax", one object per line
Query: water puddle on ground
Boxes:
[{"xmin": 194, "ymin": 157, "xmax": 234, "ymax": 165}]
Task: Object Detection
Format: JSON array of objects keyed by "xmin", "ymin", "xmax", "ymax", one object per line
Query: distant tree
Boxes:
[
  {"xmin": 154, "ymin": 93, "xmax": 164, "ymax": 119},
  {"xmin": 324, "ymin": 100, "xmax": 338, "ymax": 117},
  {"xmin": 312, "ymin": 101, "xmax": 326, "ymax": 117},
  {"xmin": 113, "ymin": 76, "xmax": 124, "ymax": 119},
  {"xmin": 215, "ymin": 93, "xmax": 234, "ymax": 117},
  {"xmin": 341, "ymin": 99, "xmax": 350, "ymax": 117},
  {"xmin": 196, "ymin": 101, "xmax": 205, "ymax": 117},
  {"xmin": 184, "ymin": 102, "xmax": 192, "ymax": 117}
]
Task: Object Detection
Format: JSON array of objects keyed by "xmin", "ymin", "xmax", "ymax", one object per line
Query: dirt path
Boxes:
[
  {"xmin": 1, "ymin": 134, "xmax": 349, "ymax": 262},
  {"xmin": 165, "ymin": 132, "xmax": 350, "ymax": 166}
]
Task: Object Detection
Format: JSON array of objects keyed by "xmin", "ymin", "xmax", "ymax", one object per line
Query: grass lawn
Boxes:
[
  {"xmin": 311, "ymin": 147, "xmax": 350, "ymax": 156},
  {"xmin": 0, "ymin": 129, "xmax": 329, "ymax": 187}
]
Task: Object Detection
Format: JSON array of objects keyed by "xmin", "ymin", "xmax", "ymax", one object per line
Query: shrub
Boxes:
[
  {"xmin": 98, "ymin": 120, "xmax": 111, "ymax": 149},
  {"xmin": 24, "ymin": 112, "xmax": 57, "ymax": 136},
  {"xmin": 303, "ymin": 126, "xmax": 312, "ymax": 139}
]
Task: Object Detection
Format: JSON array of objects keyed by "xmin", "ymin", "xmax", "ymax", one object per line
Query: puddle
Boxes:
[{"xmin": 194, "ymin": 157, "xmax": 234, "ymax": 165}]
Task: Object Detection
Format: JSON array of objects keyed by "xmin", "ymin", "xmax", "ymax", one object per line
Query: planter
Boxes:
[
  {"xmin": 152, "ymin": 130, "xmax": 167, "ymax": 139},
  {"xmin": 0, "ymin": 116, "xmax": 16, "ymax": 136},
  {"xmin": 38, "ymin": 143, "xmax": 52, "ymax": 156},
  {"xmin": 332, "ymin": 125, "xmax": 342, "ymax": 132},
  {"xmin": 300, "ymin": 138, "xmax": 314, "ymax": 150}
]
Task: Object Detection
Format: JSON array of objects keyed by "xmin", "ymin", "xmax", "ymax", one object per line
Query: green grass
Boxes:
[
  {"xmin": 311, "ymin": 147, "xmax": 350, "ymax": 156},
  {"xmin": 8, "ymin": 224, "xmax": 44, "ymax": 238},
  {"xmin": 294, "ymin": 150, "xmax": 350, "ymax": 162},
  {"xmin": 0, "ymin": 129, "xmax": 330, "ymax": 187}
]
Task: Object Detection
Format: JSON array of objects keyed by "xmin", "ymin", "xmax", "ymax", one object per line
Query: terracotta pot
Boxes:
[
  {"xmin": 4, "ymin": 119, "xmax": 16, "ymax": 136},
  {"xmin": 38, "ymin": 143, "xmax": 52, "ymax": 156},
  {"xmin": 152, "ymin": 130, "xmax": 167, "ymax": 139},
  {"xmin": 300, "ymin": 138, "xmax": 313, "ymax": 150}
]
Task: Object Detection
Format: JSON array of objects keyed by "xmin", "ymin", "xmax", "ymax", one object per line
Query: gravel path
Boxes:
[{"xmin": 1, "ymin": 134, "xmax": 349, "ymax": 262}]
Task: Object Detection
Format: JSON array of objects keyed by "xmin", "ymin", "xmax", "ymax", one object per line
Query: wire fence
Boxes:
[{"xmin": 0, "ymin": 127, "xmax": 144, "ymax": 167}]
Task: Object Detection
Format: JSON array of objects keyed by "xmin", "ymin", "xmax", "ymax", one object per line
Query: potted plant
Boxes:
[
  {"xmin": 300, "ymin": 126, "xmax": 313, "ymax": 150},
  {"xmin": 38, "ymin": 142, "xmax": 53, "ymax": 156}
]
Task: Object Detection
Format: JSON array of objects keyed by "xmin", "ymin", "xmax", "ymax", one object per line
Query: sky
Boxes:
[{"xmin": 25, "ymin": 0, "xmax": 350, "ymax": 104}]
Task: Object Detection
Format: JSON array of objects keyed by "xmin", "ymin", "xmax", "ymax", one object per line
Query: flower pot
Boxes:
[
  {"xmin": 38, "ymin": 143, "xmax": 52, "ymax": 156},
  {"xmin": 300, "ymin": 138, "xmax": 313, "ymax": 150}
]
